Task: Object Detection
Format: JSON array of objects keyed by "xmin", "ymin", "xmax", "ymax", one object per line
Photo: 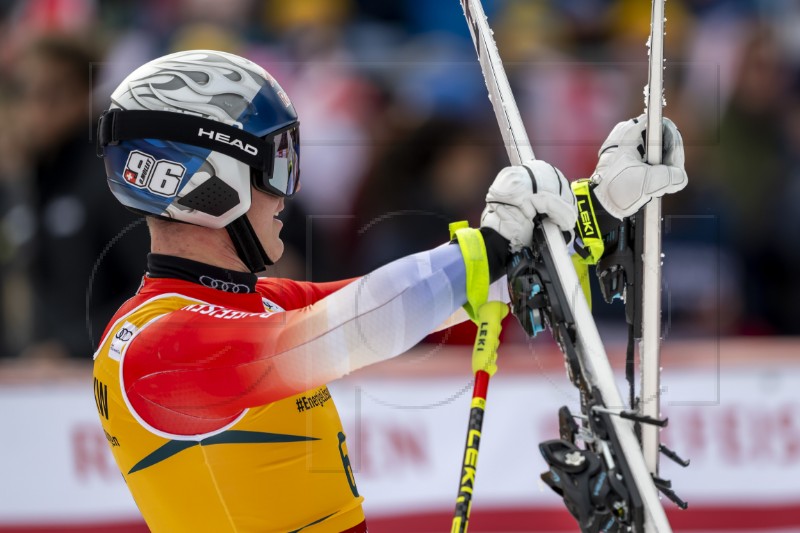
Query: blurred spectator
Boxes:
[
  {"xmin": 0, "ymin": 0, "xmax": 797, "ymax": 342},
  {"xmin": 0, "ymin": 36, "xmax": 149, "ymax": 359},
  {"xmin": 349, "ymin": 115, "xmax": 502, "ymax": 344},
  {"xmin": 350, "ymin": 116, "xmax": 499, "ymax": 271},
  {"xmin": 777, "ymin": 86, "xmax": 800, "ymax": 331},
  {"xmin": 258, "ymin": 0, "xmax": 381, "ymax": 281},
  {"xmin": 706, "ymin": 26, "xmax": 791, "ymax": 334},
  {"xmin": 0, "ymin": 0, "xmax": 97, "ymax": 69}
]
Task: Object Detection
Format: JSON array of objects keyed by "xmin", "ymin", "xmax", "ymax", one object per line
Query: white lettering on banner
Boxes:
[
  {"xmin": 0, "ymin": 387, "xmax": 140, "ymax": 521},
  {"xmin": 72, "ymin": 423, "xmax": 118, "ymax": 482},
  {"xmin": 330, "ymin": 367, "xmax": 800, "ymax": 515},
  {"xmin": 662, "ymin": 402, "xmax": 800, "ymax": 466},
  {"xmin": 340, "ymin": 419, "xmax": 428, "ymax": 477},
  {"xmin": 0, "ymin": 361, "xmax": 799, "ymax": 525}
]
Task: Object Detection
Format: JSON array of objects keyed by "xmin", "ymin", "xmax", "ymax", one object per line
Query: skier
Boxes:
[{"xmin": 92, "ymin": 50, "xmax": 686, "ymax": 533}]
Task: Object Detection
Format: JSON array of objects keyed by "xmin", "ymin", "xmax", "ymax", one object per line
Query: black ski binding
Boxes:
[
  {"xmin": 540, "ymin": 439, "xmax": 633, "ymax": 533},
  {"xmin": 541, "ymin": 398, "xmax": 646, "ymax": 533},
  {"xmin": 507, "ymin": 238, "xmax": 583, "ymax": 389},
  {"xmin": 507, "ymin": 247, "xmax": 547, "ymax": 337},
  {"xmin": 508, "ymin": 228, "xmax": 691, "ymax": 531}
]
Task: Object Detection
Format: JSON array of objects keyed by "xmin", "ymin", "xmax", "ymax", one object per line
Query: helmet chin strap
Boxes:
[{"xmin": 225, "ymin": 215, "xmax": 273, "ymax": 274}]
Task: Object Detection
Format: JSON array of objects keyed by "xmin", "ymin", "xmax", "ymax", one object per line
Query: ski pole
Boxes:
[{"xmin": 451, "ymin": 301, "xmax": 509, "ymax": 533}]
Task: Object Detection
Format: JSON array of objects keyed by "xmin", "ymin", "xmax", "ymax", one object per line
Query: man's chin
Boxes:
[{"xmin": 265, "ymin": 240, "xmax": 284, "ymax": 264}]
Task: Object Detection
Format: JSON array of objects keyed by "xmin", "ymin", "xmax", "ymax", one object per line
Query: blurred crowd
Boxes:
[{"xmin": 0, "ymin": 0, "xmax": 798, "ymax": 361}]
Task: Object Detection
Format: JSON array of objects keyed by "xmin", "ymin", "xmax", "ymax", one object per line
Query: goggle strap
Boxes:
[
  {"xmin": 225, "ymin": 215, "xmax": 273, "ymax": 273},
  {"xmin": 97, "ymin": 109, "xmax": 273, "ymax": 171}
]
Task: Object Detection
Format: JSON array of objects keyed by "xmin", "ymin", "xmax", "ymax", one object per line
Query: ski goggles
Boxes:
[
  {"xmin": 250, "ymin": 122, "xmax": 300, "ymax": 198},
  {"xmin": 97, "ymin": 109, "xmax": 301, "ymax": 198}
]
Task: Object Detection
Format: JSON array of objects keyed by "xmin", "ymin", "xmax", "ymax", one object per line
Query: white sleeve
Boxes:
[
  {"xmin": 270, "ymin": 244, "xmax": 470, "ymax": 392},
  {"xmin": 432, "ymin": 275, "xmax": 510, "ymax": 332}
]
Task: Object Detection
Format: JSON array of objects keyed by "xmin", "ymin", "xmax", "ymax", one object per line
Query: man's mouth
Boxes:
[{"xmin": 275, "ymin": 200, "xmax": 285, "ymax": 218}]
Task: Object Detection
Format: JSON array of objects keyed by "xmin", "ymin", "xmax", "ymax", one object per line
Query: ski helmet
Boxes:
[{"xmin": 97, "ymin": 50, "xmax": 300, "ymax": 272}]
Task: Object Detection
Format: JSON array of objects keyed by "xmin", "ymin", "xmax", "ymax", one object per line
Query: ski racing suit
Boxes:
[{"xmin": 92, "ymin": 233, "xmax": 507, "ymax": 533}]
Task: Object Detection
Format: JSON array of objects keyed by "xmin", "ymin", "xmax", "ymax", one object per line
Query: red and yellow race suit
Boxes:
[{"xmin": 92, "ymin": 245, "xmax": 495, "ymax": 532}]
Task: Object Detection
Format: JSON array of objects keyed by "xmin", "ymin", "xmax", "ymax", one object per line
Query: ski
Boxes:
[
  {"xmin": 640, "ymin": 0, "xmax": 666, "ymax": 491},
  {"xmin": 459, "ymin": 0, "xmax": 674, "ymax": 530}
]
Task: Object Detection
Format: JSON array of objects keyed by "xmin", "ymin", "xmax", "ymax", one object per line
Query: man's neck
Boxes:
[
  {"xmin": 148, "ymin": 221, "xmax": 249, "ymax": 273},
  {"xmin": 147, "ymin": 253, "xmax": 257, "ymax": 293}
]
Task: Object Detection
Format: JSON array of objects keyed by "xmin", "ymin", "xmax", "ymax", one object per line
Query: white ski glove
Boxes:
[
  {"xmin": 591, "ymin": 114, "xmax": 687, "ymax": 220},
  {"xmin": 480, "ymin": 160, "xmax": 577, "ymax": 250}
]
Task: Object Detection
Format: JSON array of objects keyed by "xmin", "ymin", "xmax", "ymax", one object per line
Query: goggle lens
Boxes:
[{"xmin": 253, "ymin": 124, "xmax": 300, "ymax": 198}]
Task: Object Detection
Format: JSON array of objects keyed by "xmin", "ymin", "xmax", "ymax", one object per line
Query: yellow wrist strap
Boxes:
[
  {"xmin": 571, "ymin": 253, "xmax": 592, "ymax": 311},
  {"xmin": 571, "ymin": 179, "xmax": 605, "ymax": 265},
  {"xmin": 449, "ymin": 221, "xmax": 490, "ymax": 322}
]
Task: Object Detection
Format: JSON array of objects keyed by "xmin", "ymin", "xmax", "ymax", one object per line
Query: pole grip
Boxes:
[{"xmin": 471, "ymin": 301, "xmax": 509, "ymax": 376}]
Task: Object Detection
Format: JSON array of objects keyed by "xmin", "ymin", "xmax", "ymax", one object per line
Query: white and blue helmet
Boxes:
[{"xmin": 97, "ymin": 50, "xmax": 300, "ymax": 271}]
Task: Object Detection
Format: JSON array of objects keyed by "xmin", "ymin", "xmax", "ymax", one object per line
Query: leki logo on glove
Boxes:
[{"xmin": 123, "ymin": 150, "xmax": 186, "ymax": 197}]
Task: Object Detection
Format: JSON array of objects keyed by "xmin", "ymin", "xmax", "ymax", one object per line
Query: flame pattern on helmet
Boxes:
[{"xmin": 111, "ymin": 51, "xmax": 267, "ymax": 126}]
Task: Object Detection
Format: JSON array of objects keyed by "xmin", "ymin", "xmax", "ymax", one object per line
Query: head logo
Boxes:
[{"xmin": 197, "ymin": 128, "xmax": 258, "ymax": 156}]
